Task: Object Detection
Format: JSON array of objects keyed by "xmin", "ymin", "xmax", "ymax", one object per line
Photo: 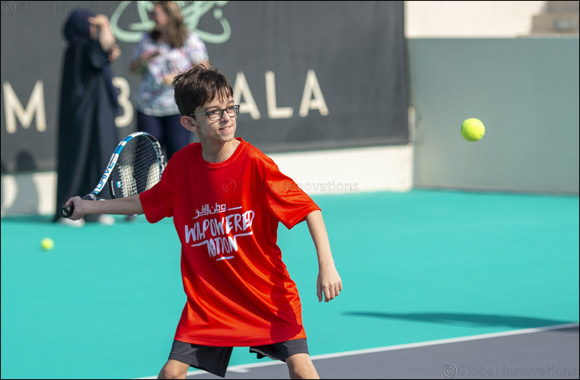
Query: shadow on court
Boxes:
[{"xmin": 344, "ymin": 311, "xmax": 576, "ymax": 330}]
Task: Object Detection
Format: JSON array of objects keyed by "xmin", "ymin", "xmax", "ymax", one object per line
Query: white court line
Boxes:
[{"xmin": 136, "ymin": 323, "xmax": 579, "ymax": 378}]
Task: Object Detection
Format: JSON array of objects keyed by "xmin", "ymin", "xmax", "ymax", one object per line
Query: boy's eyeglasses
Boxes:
[{"xmin": 190, "ymin": 105, "xmax": 240, "ymax": 121}]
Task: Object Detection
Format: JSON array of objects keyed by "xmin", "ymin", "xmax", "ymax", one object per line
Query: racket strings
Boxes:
[{"xmin": 110, "ymin": 136, "xmax": 163, "ymax": 198}]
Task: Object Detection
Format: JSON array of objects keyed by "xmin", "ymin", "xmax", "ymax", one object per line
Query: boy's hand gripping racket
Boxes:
[{"xmin": 60, "ymin": 132, "xmax": 165, "ymax": 218}]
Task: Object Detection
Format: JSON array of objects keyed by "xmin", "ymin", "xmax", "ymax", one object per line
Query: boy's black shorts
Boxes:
[{"xmin": 168, "ymin": 338, "xmax": 309, "ymax": 378}]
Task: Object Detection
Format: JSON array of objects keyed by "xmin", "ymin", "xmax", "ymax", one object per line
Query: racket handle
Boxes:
[
  {"xmin": 60, "ymin": 194, "xmax": 96, "ymax": 218},
  {"xmin": 60, "ymin": 203, "xmax": 74, "ymax": 218}
]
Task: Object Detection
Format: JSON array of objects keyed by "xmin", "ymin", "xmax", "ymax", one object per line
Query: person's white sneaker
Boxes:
[
  {"xmin": 97, "ymin": 215, "xmax": 115, "ymax": 225},
  {"xmin": 85, "ymin": 214, "xmax": 115, "ymax": 225},
  {"xmin": 57, "ymin": 218, "xmax": 85, "ymax": 227}
]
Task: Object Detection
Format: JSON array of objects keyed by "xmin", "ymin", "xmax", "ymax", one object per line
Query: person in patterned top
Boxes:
[{"xmin": 130, "ymin": 1, "xmax": 209, "ymax": 161}]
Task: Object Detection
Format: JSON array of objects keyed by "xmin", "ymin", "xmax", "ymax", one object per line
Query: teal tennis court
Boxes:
[{"xmin": 1, "ymin": 189, "xmax": 578, "ymax": 379}]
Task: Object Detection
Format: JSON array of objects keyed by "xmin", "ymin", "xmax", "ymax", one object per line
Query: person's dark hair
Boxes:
[{"xmin": 173, "ymin": 65, "xmax": 233, "ymax": 116}]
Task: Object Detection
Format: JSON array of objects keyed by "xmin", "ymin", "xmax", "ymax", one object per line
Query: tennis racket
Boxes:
[{"xmin": 60, "ymin": 132, "xmax": 165, "ymax": 218}]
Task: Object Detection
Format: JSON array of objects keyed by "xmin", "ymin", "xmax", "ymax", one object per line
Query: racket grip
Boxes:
[
  {"xmin": 60, "ymin": 194, "xmax": 96, "ymax": 218},
  {"xmin": 60, "ymin": 203, "xmax": 74, "ymax": 218}
]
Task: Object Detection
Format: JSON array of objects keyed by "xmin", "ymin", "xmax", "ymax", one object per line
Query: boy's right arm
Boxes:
[{"xmin": 65, "ymin": 195, "xmax": 144, "ymax": 220}]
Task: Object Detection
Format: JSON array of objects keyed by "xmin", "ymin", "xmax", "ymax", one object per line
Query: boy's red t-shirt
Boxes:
[{"xmin": 140, "ymin": 138, "xmax": 320, "ymax": 346}]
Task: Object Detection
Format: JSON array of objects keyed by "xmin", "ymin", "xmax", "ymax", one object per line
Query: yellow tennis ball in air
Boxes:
[
  {"xmin": 461, "ymin": 118, "xmax": 485, "ymax": 142},
  {"xmin": 41, "ymin": 237, "xmax": 54, "ymax": 251}
]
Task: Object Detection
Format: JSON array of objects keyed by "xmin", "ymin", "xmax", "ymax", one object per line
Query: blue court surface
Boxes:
[{"xmin": 1, "ymin": 190, "xmax": 578, "ymax": 379}]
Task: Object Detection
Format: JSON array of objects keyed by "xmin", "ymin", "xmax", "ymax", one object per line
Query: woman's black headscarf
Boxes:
[{"xmin": 64, "ymin": 8, "xmax": 95, "ymax": 44}]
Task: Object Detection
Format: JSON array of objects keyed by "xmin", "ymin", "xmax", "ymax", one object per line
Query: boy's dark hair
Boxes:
[{"xmin": 173, "ymin": 65, "xmax": 233, "ymax": 117}]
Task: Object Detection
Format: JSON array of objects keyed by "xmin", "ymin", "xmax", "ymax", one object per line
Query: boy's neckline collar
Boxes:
[{"xmin": 200, "ymin": 138, "xmax": 246, "ymax": 168}]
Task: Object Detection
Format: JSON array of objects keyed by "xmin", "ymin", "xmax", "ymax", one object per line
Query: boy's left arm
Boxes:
[{"xmin": 305, "ymin": 210, "xmax": 343, "ymax": 302}]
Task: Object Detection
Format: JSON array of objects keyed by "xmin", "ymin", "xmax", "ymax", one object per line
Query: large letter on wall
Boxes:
[
  {"xmin": 233, "ymin": 72, "xmax": 261, "ymax": 120},
  {"xmin": 299, "ymin": 70, "xmax": 329, "ymax": 117},
  {"xmin": 2, "ymin": 81, "xmax": 47, "ymax": 133}
]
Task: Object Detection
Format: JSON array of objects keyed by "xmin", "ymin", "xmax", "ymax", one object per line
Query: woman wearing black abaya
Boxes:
[{"xmin": 54, "ymin": 9, "xmax": 121, "ymax": 226}]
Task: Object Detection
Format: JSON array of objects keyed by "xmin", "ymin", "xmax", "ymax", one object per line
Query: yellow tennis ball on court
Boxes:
[
  {"xmin": 41, "ymin": 237, "xmax": 54, "ymax": 251},
  {"xmin": 461, "ymin": 118, "xmax": 485, "ymax": 142}
]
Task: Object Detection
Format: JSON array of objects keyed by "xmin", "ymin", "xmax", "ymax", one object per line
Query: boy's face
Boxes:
[{"xmin": 182, "ymin": 97, "xmax": 237, "ymax": 144}]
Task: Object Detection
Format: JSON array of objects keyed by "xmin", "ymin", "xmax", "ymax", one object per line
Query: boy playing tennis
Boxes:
[{"xmin": 65, "ymin": 65, "xmax": 342, "ymax": 379}]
